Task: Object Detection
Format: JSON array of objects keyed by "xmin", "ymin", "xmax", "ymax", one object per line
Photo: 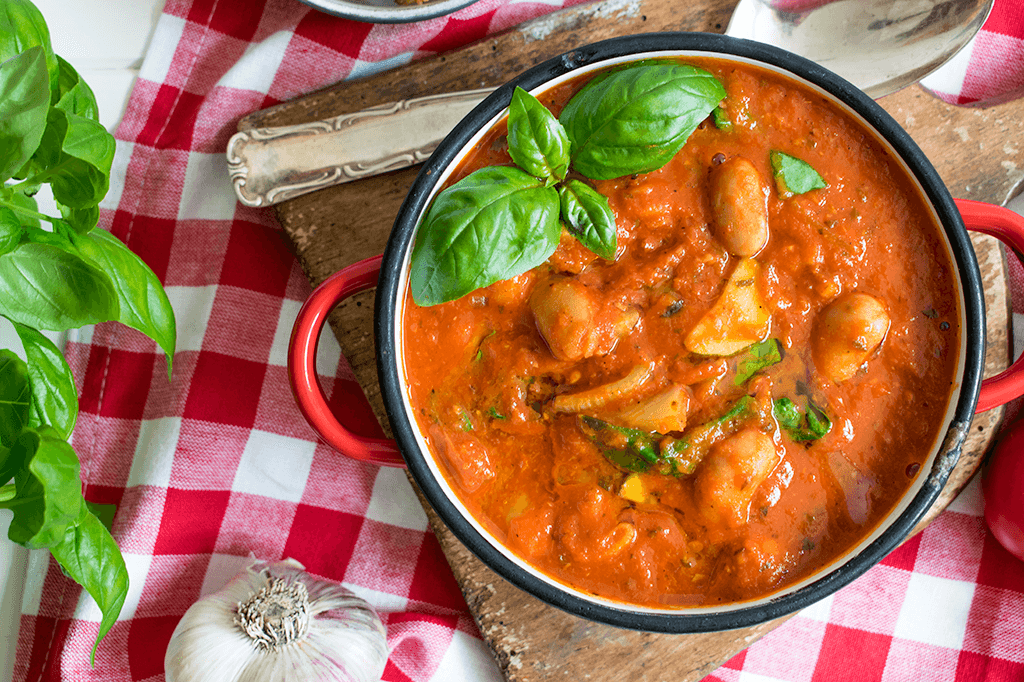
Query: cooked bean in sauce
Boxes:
[{"xmin": 402, "ymin": 58, "xmax": 959, "ymax": 607}]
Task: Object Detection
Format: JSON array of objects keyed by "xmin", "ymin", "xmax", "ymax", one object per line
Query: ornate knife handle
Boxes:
[{"xmin": 227, "ymin": 88, "xmax": 495, "ymax": 207}]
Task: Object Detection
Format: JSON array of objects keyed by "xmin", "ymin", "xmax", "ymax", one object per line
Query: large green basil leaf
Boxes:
[
  {"xmin": 70, "ymin": 228, "xmax": 176, "ymax": 372},
  {"xmin": 410, "ymin": 165, "xmax": 561, "ymax": 306},
  {"xmin": 0, "ymin": 349, "xmax": 31, "ymax": 448},
  {"xmin": 54, "ymin": 55, "xmax": 99, "ymax": 121},
  {"xmin": 6, "ymin": 427, "xmax": 84, "ymax": 549},
  {"xmin": 13, "ymin": 322, "xmax": 78, "ymax": 440},
  {"xmin": 770, "ymin": 151, "xmax": 827, "ymax": 196},
  {"xmin": 0, "ymin": 0, "xmax": 58, "ymax": 98},
  {"xmin": 507, "ymin": 87, "xmax": 569, "ymax": 184},
  {"xmin": 0, "ymin": 241, "xmax": 119, "ymax": 331},
  {"xmin": 0, "ymin": 46, "xmax": 50, "ymax": 183},
  {"xmin": 0, "ymin": 206, "xmax": 22, "ymax": 255},
  {"xmin": 558, "ymin": 179, "xmax": 617, "ymax": 260},
  {"xmin": 5, "ymin": 191, "xmax": 40, "ymax": 229},
  {"xmin": 50, "ymin": 508, "xmax": 129, "ymax": 665},
  {"xmin": 31, "ymin": 108, "xmax": 114, "ymax": 209},
  {"xmin": 560, "ymin": 62, "xmax": 726, "ymax": 180}
]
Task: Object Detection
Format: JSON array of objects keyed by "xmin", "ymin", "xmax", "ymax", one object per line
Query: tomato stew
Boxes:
[{"xmin": 402, "ymin": 58, "xmax": 960, "ymax": 607}]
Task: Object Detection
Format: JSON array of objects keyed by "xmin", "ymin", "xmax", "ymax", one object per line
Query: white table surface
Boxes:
[
  {"xmin": 2, "ymin": 2, "xmax": 1023, "ymax": 680},
  {"xmin": 0, "ymin": 2, "xmax": 167, "ymax": 678}
]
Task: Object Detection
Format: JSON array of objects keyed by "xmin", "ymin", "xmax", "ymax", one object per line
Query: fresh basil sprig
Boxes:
[
  {"xmin": 770, "ymin": 150, "xmax": 828, "ymax": 196},
  {"xmin": 560, "ymin": 62, "xmax": 727, "ymax": 179},
  {"xmin": 0, "ymin": 0, "xmax": 176, "ymax": 665},
  {"xmin": 411, "ymin": 65, "xmax": 725, "ymax": 306}
]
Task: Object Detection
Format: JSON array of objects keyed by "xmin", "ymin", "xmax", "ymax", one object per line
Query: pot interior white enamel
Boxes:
[{"xmin": 376, "ymin": 33, "xmax": 985, "ymax": 632}]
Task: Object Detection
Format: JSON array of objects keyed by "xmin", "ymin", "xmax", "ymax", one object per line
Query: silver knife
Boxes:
[{"xmin": 226, "ymin": 87, "xmax": 495, "ymax": 207}]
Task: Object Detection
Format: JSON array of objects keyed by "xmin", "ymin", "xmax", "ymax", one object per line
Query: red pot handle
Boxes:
[
  {"xmin": 957, "ymin": 198, "xmax": 1024, "ymax": 412},
  {"xmin": 290, "ymin": 200, "xmax": 1024, "ymax": 464},
  {"xmin": 287, "ymin": 255, "xmax": 405, "ymax": 467}
]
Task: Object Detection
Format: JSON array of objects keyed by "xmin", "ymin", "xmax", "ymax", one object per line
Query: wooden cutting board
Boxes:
[{"xmin": 238, "ymin": 1, "xmax": 1023, "ymax": 678}]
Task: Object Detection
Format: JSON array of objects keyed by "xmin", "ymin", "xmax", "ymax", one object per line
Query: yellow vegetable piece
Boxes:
[
  {"xmin": 684, "ymin": 258, "xmax": 771, "ymax": 356},
  {"xmin": 619, "ymin": 473, "xmax": 647, "ymax": 504}
]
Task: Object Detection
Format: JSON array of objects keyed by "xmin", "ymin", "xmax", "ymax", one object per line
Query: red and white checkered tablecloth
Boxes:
[{"xmin": 10, "ymin": 0, "xmax": 1024, "ymax": 680}]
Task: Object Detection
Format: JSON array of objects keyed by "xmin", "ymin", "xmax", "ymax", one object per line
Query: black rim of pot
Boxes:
[{"xmin": 376, "ymin": 31, "xmax": 985, "ymax": 633}]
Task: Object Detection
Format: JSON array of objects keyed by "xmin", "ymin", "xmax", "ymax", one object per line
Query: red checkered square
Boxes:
[
  {"xmin": 108, "ymin": 487, "xmax": 168, "ymax": 555},
  {"xmin": 128, "ymin": 616, "xmax": 181, "ymax": 679},
  {"xmin": 957, "ymin": 650, "xmax": 1024, "ymax": 681},
  {"xmin": 811, "ymin": 624, "xmax": 893, "ymax": 682},
  {"xmin": 284, "ymin": 256, "xmax": 313, "ymax": 301},
  {"xmin": 282, "ymin": 504, "xmax": 364, "ymax": 581},
  {"xmin": 419, "ymin": 10, "xmax": 499, "ymax": 55},
  {"xmin": 157, "ymin": 90, "xmax": 205, "ymax": 150},
  {"xmin": 407, "ymin": 532, "xmax": 468, "ymax": 614},
  {"xmin": 299, "ymin": 444, "xmax": 377, "ymax": 515},
  {"xmin": 738, "ymin": 612, "xmax": 827, "ymax": 682},
  {"xmin": 136, "ymin": 83, "xmax": 188, "ymax": 148},
  {"xmin": 292, "ymin": 10, "xmax": 372, "ymax": 56},
  {"xmin": 882, "ymin": 638, "xmax": 960, "ymax": 681},
  {"xmin": 343, "ymin": 519, "xmax": 426, "ymax": 597},
  {"xmin": 962, "ymin": 584, "xmax": 1024, "ymax": 663},
  {"xmin": 213, "ymin": 492, "xmax": 298, "ymax": 558},
  {"xmin": 98, "ymin": 350, "xmax": 159, "ymax": 420},
  {"xmin": 134, "ymin": 554, "xmax": 211, "ymax": 619},
  {"xmin": 201, "ymin": 287, "xmax": 281, "ymax": 363},
  {"xmin": 181, "ymin": 351, "xmax": 267, "ymax": 427},
  {"xmin": 169, "ymin": 420, "xmax": 248, "ymax": 489},
  {"xmin": 115, "ymin": 78, "xmax": 162, "ymax": 143},
  {"xmin": 165, "ymin": 220, "xmax": 232, "ymax": 287},
  {"xmin": 218, "ymin": 220, "xmax": 296, "ymax": 297},
  {"xmin": 975, "ymin": 530, "xmax": 1024, "ymax": 592},
  {"xmin": 961, "ymin": 31, "xmax": 1024, "ymax": 106},
  {"xmin": 70, "ymin": 416, "xmax": 141, "ymax": 488},
  {"xmin": 135, "ymin": 150, "xmax": 192, "ymax": 219},
  {"xmin": 914, "ymin": 511, "xmax": 986, "ymax": 582},
  {"xmin": 152, "ymin": 488, "xmax": 231, "ymax": 555},
  {"xmin": 880, "ymin": 532, "xmax": 922, "ymax": 572},
  {"xmin": 206, "ymin": 0, "xmax": 267, "ymax": 41},
  {"xmin": 19, "ymin": 617, "xmax": 70, "ymax": 681},
  {"xmin": 829, "ymin": 564, "xmax": 910, "ymax": 635}
]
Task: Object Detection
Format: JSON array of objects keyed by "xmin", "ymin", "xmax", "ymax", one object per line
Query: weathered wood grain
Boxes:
[{"xmin": 239, "ymin": 0, "xmax": 1018, "ymax": 678}]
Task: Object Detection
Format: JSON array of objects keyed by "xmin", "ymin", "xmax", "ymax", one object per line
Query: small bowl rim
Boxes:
[
  {"xmin": 376, "ymin": 31, "xmax": 985, "ymax": 632},
  {"xmin": 297, "ymin": 0, "xmax": 482, "ymax": 24}
]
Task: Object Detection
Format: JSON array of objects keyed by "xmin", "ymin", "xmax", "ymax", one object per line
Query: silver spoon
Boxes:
[{"xmin": 228, "ymin": 0, "xmax": 993, "ymax": 207}]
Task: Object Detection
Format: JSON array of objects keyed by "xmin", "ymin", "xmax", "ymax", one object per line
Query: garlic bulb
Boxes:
[{"xmin": 165, "ymin": 558, "xmax": 388, "ymax": 682}]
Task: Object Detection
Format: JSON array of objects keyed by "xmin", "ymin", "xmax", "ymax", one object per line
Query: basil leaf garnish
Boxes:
[
  {"xmin": 734, "ymin": 338, "xmax": 782, "ymax": 385},
  {"xmin": 507, "ymin": 87, "xmax": 569, "ymax": 185},
  {"xmin": 773, "ymin": 397, "xmax": 832, "ymax": 441},
  {"xmin": 558, "ymin": 179, "xmax": 617, "ymax": 260},
  {"xmin": 13, "ymin": 322, "xmax": 78, "ymax": 439},
  {"xmin": 770, "ymin": 151, "xmax": 827, "ymax": 196},
  {"xmin": 560, "ymin": 62, "xmax": 726, "ymax": 180},
  {"xmin": 410, "ymin": 165, "xmax": 561, "ymax": 306},
  {"xmin": 0, "ymin": 350, "xmax": 31, "ymax": 449}
]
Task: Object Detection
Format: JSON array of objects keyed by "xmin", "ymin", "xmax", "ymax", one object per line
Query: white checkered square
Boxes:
[
  {"xmin": 232, "ymin": 430, "xmax": 317, "ymax": 503},
  {"xmin": 830, "ymin": 564, "xmax": 911, "ymax": 634},
  {"xmin": 266, "ymin": 298, "xmax": 342, "ymax": 373},
  {"xmin": 344, "ymin": 582, "xmax": 410, "ymax": 616},
  {"xmin": 430, "ymin": 629, "xmax": 503, "ymax": 682},
  {"xmin": 894, "ymin": 572, "xmax": 975, "ymax": 650},
  {"xmin": 945, "ymin": 475, "xmax": 983, "ymax": 516},
  {"xmin": 217, "ymin": 30, "xmax": 293, "ymax": 94},
  {"xmin": 18, "ymin": 549, "xmax": 50, "ymax": 617},
  {"xmin": 128, "ymin": 417, "xmax": 182, "ymax": 488},
  {"xmin": 741, "ymin": 616, "xmax": 827, "ymax": 682},
  {"xmin": 137, "ymin": 13, "xmax": 187, "ymax": 85},
  {"xmin": 163, "ymin": 284, "xmax": 218, "ymax": 353},
  {"xmin": 343, "ymin": 519, "xmax": 425, "ymax": 596},
  {"xmin": 797, "ymin": 593, "xmax": 834, "ymax": 623},
  {"xmin": 200, "ymin": 553, "xmax": 255, "ymax": 597},
  {"xmin": 364, "ymin": 467, "xmax": 429, "ymax": 532},
  {"xmin": 178, "ymin": 152, "xmax": 239, "ymax": 220}
]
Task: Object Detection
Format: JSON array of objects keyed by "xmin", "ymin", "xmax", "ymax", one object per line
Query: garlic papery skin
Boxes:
[{"xmin": 165, "ymin": 559, "xmax": 388, "ymax": 682}]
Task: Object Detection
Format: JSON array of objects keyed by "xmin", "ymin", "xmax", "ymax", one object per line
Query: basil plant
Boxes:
[{"xmin": 0, "ymin": 0, "xmax": 176, "ymax": 664}]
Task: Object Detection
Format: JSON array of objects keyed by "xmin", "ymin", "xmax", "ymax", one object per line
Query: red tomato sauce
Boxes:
[{"xmin": 402, "ymin": 58, "xmax": 960, "ymax": 607}]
